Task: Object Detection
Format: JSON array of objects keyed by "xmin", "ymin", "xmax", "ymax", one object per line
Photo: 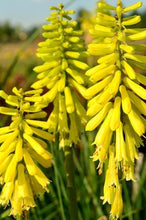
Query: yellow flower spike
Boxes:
[
  {"xmin": 0, "ymin": 182, "xmax": 14, "ymax": 206},
  {"xmin": 75, "ymin": 0, "xmax": 146, "ymax": 217},
  {"xmin": 64, "ymin": 87, "xmax": 75, "ymax": 114},
  {"xmin": 128, "ymin": 107, "xmax": 145, "ymax": 136},
  {"xmin": 120, "ymin": 85, "xmax": 131, "ymax": 114},
  {"xmin": 86, "ymin": 102, "xmax": 112, "ymax": 131},
  {"xmin": 32, "ymin": 3, "xmax": 88, "ymax": 145},
  {"xmin": 110, "ymin": 184, "xmax": 123, "ymax": 219},
  {"xmin": 0, "ymin": 86, "xmax": 54, "ymax": 215}
]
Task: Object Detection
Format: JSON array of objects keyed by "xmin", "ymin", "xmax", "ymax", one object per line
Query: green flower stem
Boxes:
[
  {"xmin": 23, "ymin": 210, "xmax": 29, "ymax": 220},
  {"xmin": 65, "ymin": 145, "xmax": 79, "ymax": 220},
  {"xmin": 51, "ymin": 137, "xmax": 66, "ymax": 220}
]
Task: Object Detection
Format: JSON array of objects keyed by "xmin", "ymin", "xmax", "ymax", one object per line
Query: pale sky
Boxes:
[{"xmin": 0, "ymin": 0, "xmax": 146, "ymax": 29}]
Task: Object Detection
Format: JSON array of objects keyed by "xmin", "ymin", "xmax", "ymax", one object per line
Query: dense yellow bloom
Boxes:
[
  {"xmin": 86, "ymin": 0, "xmax": 146, "ymax": 218},
  {"xmin": 0, "ymin": 87, "xmax": 53, "ymax": 216},
  {"xmin": 32, "ymin": 3, "xmax": 88, "ymax": 146}
]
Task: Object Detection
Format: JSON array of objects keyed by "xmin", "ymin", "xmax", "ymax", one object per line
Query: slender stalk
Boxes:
[
  {"xmin": 64, "ymin": 145, "xmax": 79, "ymax": 220},
  {"xmin": 23, "ymin": 210, "xmax": 29, "ymax": 220},
  {"xmin": 51, "ymin": 137, "xmax": 66, "ymax": 220}
]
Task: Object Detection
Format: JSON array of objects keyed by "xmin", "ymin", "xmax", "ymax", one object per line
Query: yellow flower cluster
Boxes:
[
  {"xmin": 0, "ymin": 87, "xmax": 53, "ymax": 216},
  {"xmin": 85, "ymin": 1, "xmax": 146, "ymax": 218},
  {"xmin": 32, "ymin": 3, "xmax": 88, "ymax": 146}
]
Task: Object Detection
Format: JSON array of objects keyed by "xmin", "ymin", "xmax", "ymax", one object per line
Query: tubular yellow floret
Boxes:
[
  {"xmin": 64, "ymin": 87, "xmax": 75, "ymax": 114},
  {"xmin": 122, "ymin": 16, "xmax": 141, "ymax": 26},
  {"xmin": 123, "ymin": 1, "xmax": 142, "ymax": 13},
  {"xmin": 123, "ymin": 77, "xmax": 146, "ymax": 100},
  {"xmin": 86, "ymin": 102, "xmax": 112, "ymax": 131},
  {"xmin": 128, "ymin": 90, "xmax": 146, "ymax": 116},
  {"xmin": 121, "ymin": 60, "xmax": 136, "ymax": 79},
  {"xmin": 110, "ymin": 97, "xmax": 121, "ymax": 131},
  {"xmin": 86, "ymin": 75, "xmax": 113, "ymax": 99},
  {"xmin": 119, "ymin": 85, "xmax": 131, "ymax": 114},
  {"xmin": 128, "ymin": 107, "xmax": 145, "ymax": 136},
  {"xmin": 109, "ymin": 70, "xmax": 121, "ymax": 95}
]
